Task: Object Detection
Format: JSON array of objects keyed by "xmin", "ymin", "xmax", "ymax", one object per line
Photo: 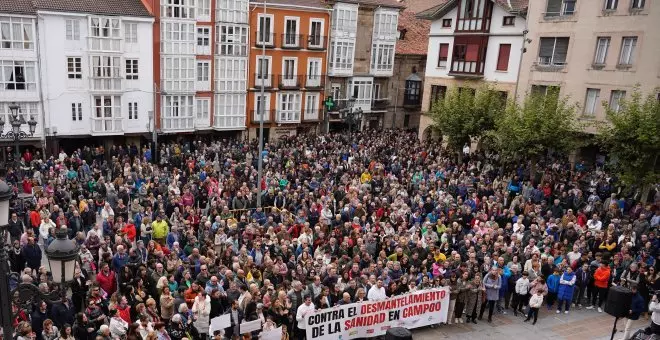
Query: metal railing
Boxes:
[
  {"xmin": 278, "ymin": 75, "xmax": 303, "ymax": 89},
  {"xmin": 281, "ymin": 33, "xmax": 303, "ymax": 49}
]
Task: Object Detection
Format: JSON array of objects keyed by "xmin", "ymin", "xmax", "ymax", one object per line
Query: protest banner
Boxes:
[{"xmin": 305, "ymin": 288, "xmax": 448, "ymax": 340}]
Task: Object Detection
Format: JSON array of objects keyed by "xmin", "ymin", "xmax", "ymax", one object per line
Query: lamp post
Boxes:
[
  {"xmin": 0, "ymin": 103, "xmax": 37, "ymax": 167},
  {"xmin": 339, "ymin": 97, "xmax": 362, "ymax": 135},
  {"xmin": 0, "ymin": 180, "xmax": 79, "ymax": 339}
]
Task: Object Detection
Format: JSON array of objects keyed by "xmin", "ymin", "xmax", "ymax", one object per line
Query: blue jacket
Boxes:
[
  {"xmin": 630, "ymin": 293, "xmax": 645, "ymax": 320},
  {"xmin": 557, "ymin": 272, "xmax": 576, "ymax": 301},
  {"xmin": 547, "ymin": 274, "xmax": 560, "ymax": 293}
]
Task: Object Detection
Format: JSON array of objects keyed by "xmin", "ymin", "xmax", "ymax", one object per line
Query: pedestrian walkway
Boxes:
[{"xmin": 413, "ymin": 307, "xmax": 649, "ymax": 340}]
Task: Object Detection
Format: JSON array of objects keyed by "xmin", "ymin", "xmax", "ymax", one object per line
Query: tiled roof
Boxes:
[
  {"xmin": 398, "ymin": 0, "xmax": 445, "ymax": 14},
  {"xmin": 396, "ymin": 10, "xmax": 430, "ymax": 55},
  {"xmin": 251, "ymin": 0, "xmax": 329, "ymax": 9},
  {"xmin": 415, "ymin": 0, "xmax": 452, "ymax": 19},
  {"xmin": 334, "ymin": 0, "xmax": 406, "ymax": 9},
  {"xmin": 417, "ymin": 0, "xmax": 527, "ymax": 19},
  {"xmin": 494, "ymin": 0, "xmax": 528, "ymax": 13},
  {"xmin": 0, "ymin": 0, "xmax": 36, "ymax": 15},
  {"xmin": 32, "ymin": 0, "xmax": 152, "ymax": 17}
]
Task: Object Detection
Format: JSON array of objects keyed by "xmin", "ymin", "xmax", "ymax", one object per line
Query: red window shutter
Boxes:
[
  {"xmin": 466, "ymin": 44, "xmax": 479, "ymax": 61},
  {"xmin": 439, "ymin": 44, "xmax": 449, "ymax": 58},
  {"xmin": 497, "ymin": 44, "xmax": 511, "ymax": 71}
]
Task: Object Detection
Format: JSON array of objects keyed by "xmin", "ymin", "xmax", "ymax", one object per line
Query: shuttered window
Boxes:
[
  {"xmin": 438, "ymin": 43, "xmax": 449, "ymax": 68},
  {"xmin": 465, "ymin": 44, "xmax": 479, "ymax": 62},
  {"xmin": 496, "ymin": 44, "xmax": 511, "ymax": 71},
  {"xmin": 538, "ymin": 37, "xmax": 569, "ymax": 66}
]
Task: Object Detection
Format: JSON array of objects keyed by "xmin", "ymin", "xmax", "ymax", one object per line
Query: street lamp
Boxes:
[
  {"xmin": 339, "ymin": 97, "xmax": 363, "ymax": 135},
  {"xmin": 0, "ymin": 102, "xmax": 38, "ymax": 166},
  {"xmin": 0, "ymin": 180, "xmax": 79, "ymax": 339}
]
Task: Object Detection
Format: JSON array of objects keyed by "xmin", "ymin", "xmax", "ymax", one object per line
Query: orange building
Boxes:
[{"xmin": 247, "ymin": 0, "xmax": 330, "ymax": 140}]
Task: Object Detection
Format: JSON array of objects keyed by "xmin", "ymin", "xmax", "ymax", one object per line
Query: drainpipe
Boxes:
[
  {"xmin": 35, "ymin": 15, "xmax": 48, "ymax": 157},
  {"xmin": 513, "ymin": 2, "xmax": 531, "ymax": 101}
]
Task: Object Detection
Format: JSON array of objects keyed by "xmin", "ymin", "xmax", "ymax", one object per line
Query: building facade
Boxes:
[
  {"xmin": 518, "ymin": 0, "xmax": 660, "ymax": 127},
  {"xmin": 416, "ymin": 0, "xmax": 527, "ymax": 140},
  {"xmin": 0, "ymin": 0, "xmax": 43, "ymax": 160},
  {"xmin": 326, "ymin": 0, "xmax": 403, "ymax": 131},
  {"xmin": 247, "ymin": 0, "xmax": 329, "ymax": 141},
  {"xmin": 36, "ymin": 0, "xmax": 154, "ymax": 151}
]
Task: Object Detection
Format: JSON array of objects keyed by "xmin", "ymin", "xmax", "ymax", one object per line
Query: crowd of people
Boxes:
[{"xmin": 1, "ymin": 130, "xmax": 659, "ymax": 340}]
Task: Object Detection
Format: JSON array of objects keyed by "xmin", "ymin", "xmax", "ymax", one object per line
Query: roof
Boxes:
[
  {"xmin": 333, "ymin": 0, "xmax": 405, "ymax": 9},
  {"xmin": 0, "ymin": 0, "xmax": 36, "ymax": 15},
  {"xmin": 397, "ymin": 0, "xmax": 444, "ymax": 14},
  {"xmin": 396, "ymin": 10, "xmax": 430, "ymax": 55},
  {"xmin": 32, "ymin": 0, "xmax": 152, "ymax": 17},
  {"xmin": 417, "ymin": 0, "xmax": 527, "ymax": 20},
  {"xmin": 250, "ymin": 0, "xmax": 328, "ymax": 9}
]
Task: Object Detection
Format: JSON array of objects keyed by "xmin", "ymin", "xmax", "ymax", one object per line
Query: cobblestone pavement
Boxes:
[{"xmin": 413, "ymin": 306, "xmax": 649, "ymax": 340}]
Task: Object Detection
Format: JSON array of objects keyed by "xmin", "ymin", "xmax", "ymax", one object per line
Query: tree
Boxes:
[
  {"xmin": 598, "ymin": 87, "xmax": 660, "ymax": 202},
  {"xmin": 429, "ymin": 85, "xmax": 505, "ymax": 155},
  {"xmin": 493, "ymin": 88, "xmax": 581, "ymax": 173}
]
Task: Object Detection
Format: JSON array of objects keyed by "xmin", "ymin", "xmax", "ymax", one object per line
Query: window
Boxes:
[
  {"xmin": 278, "ymin": 92, "xmax": 301, "ymax": 122},
  {"xmin": 453, "ymin": 44, "xmax": 467, "ymax": 61},
  {"xmin": 1, "ymin": 102, "xmax": 38, "ymax": 124},
  {"xmin": 0, "ymin": 60, "xmax": 36, "ymax": 91},
  {"xmin": 214, "ymin": 93, "xmax": 245, "ymax": 128},
  {"xmin": 496, "ymin": 44, "xmax": 511, "ymax": 71},
  {"xmin": 442, "ymin": 19, "xmax": 452, "ymax": 27},
  {"xmin": 350, "ymin": 79, "xmax": 372, "ymax": 107},
  {"xmin": 545, "ymin": 0, "xmax": 576, "ymax": 16},
  {"xmin": 283, "ymin": 18, "xmax": 299, "ymax": 47},
  {"xmin": 531, "ymin": 84, "xmax": 560, "ymax": 96},
  {"xmin": 404, "ymin": 80, "xmax": 421, "ymax": 105},
  {"xmin": 162, "ymin": 95, "xmax": 194, "ymax": 130},
  {"xmin": 197, "ymin": 0, "xmax": 211, "ymax": 20},
  {"xmin": 255, "ymin": 93, "xmax": 270, "ymax": 120},
  {"xmin": 91, "ymin": 56, "xmax": 121, "ymax": 90},
  {"xmin": 67, "ymin": 57, "xmax": 82, "ymax": 79},
  {"xmin": 257, "ymin": 14, "xmax": 273, "ymax": 45},
  {"xmin": 162, "ymin": 57, "xmax": 195, "ymax": 92},
  {"xmin": 430, "ymin": 85, "xmax": 447, "ymax": 107},
  {"xmin": 373, "ymin": 83, "xmax": 381, "ymax": 99},
  {"xmin": 538, "ymin": 37, "xmax": 569, "ymax": 66},
  {"xmin": 304, "ymin": 93, "xmax": 319, "ymax": 120},
  {"xmin": 609, "ymin": 90, "xmax": 625, "ymax": 112},
  {"xmin": 126, "ymin": 59, "xmax": 139, "ymax": 80},
  {"xmin": 583, "ymin": 88, "xmax": 600, "ymax": 116},
  {"xmin": 0, "ymin": 17, "xmax": 34, "ymax": 50},
  {"xmin": 216, "ymin": 0, "xmax": 249, "ymax": 24},
  {"xmin": 373, "ymin": 11, "xmax": 398, "ymax": 37},
  {"xmin": 437, "ymin": 43, "xmax": 449, "ymax": 68},
  {"xmin": 65, "ymin": 19, "xmax": 80, "ymax": 41},
  {"xmin": 162, "ymin": 0, "xmax": 195, "ymax": 19},
  {"xmin": 162, "ymin": 22, "xmax": 196, "ymax": 54},
  {"xmin": 125, "ymin": 23, "xmax": 138, "ymax": 43},
  {"xmin": 89, "ymin": 17, "xmax": 121, "ymax": 51},
  {"xmin": 215, "ymin": 57, "xmax": 247, "ymax": 92},
  {"xmin": 594, "ymin": 37, "xmax": 610, "ymax": 65},
  {"xmin": 93, "ymin": 95, "xmax": 122, "ymax": 132},
  {"xmin": 331, "ymin": 83, "xmax": 341, "ymax": 100},
  {"xmin": 71, "ymin": 103, "xmax": 82, "ymax": 121},
  {"xmin": 217, "ymin": 25, "xmax": 247, "ymax": 56},
  {"xmin": 197, "ymin": 61, "xmax": 210, "ymax": 81},
  {"xmin": 197, "ymin": 27, "xmax": 211, "ymax": 54},
  {"xmin": 256, "ymin": 56, "xmax": 271, "ymax": 84},
  {"xmin": 128, "ymin": 102, "xmax": 138, "ymax": 120},
  {"xmin": 196, "ymin": 98, "xmax": 210, "ymax": 120},
  {"xmin": 604, "ymin": 0, "xmax": 617, "ymax": 10},
  {"xmin": 333, "ymin": 7, "xmax": 358, "ymax": 32},
  {"xmin": 631, "ymin": 0, "xmax": 645, "ymax": 9},
  {"xmin": 503, "ymin": 16, "xmax": 515, "ymax": 26},
  {"xmin": 309, "ymin": 20, "xmax": 323, "ymax": 47},
  {"xmin": 330, "ymin": 41, "xmax": 354, "ymax": 70},
  {"xmin": 371, "ymin": 43, "xmax": 395, "ymax": 72},
  {"xmin": 618, "ymin": 37, "xmax": 637, "ymax": 65},
  {"xmin": 282, "ymin": 58, "xmax": 297, "ymax": 82},
  {"xmin": 306, "ymin": 58, "xmax": 322, "ymax": 87}
]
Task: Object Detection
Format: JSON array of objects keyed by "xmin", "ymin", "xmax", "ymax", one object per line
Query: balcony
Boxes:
[
  {"xmin": 278, "ymin": 75, "xmax": 302, "ymax": 89},
  {"xmin": 403, "ymin": 96, "xmax": 421, "ymax": 108},
  {"xmin": 276, "ymin": 110, "xmax": 301, "ymax": 124},
  {"xmin": 306, "ymin": 35, "xmax": 327, "ymax": 50},
  {"xmin": 91, "ymin": 117, "xmax": 123, "ymax": 135},
  {"xmin": 251, "ymin": 109, "xmax": 272, "ymax": 123},
  {"xmin": 162, "ymin": 117, "xmax": 194, "ymax": 131},
  {"xmin": 304, "ymin": 74, "xmax": 325, "ymax": 89},
  {"xmin": 253, "ymin": 73, "xmax": 275, "ymax": 89},
  {"xmin": 254, "ymin": 31, "xmax": 275, "ymax": 48},
  {"xmin": 448, "ymin": 61, "xmax": 485, "ymax": 78},
  {"xmin": 303, "ymin": 109, "xmax": 321, "ymax": 121},
  {"xmin": 372, "ymin": 98, "xmax": 390, "ymax": 111},
  {"xmin": 90, "ymin": 78, "xmax": 123, "ymax": 92},
  {"xmin": 281, "ymin": 33, "xmax": 302, "ymax": 49}
]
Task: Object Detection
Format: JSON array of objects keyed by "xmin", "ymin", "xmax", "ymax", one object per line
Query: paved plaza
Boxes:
[{"xmin": 413, "ymin": 307, "xmax": 649, "ymax": 340}]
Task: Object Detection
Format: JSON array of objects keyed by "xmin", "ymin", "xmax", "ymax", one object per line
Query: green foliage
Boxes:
[
  {"xmin": 429, "ymin": 85, "xmax": 506, "ymax": 150},
  {"xmin": 598, "ymin": 87, "xmax": 660, "ymax": 190},
  {"xmin": 493, "ymin": 88, "xmax": 581, "ymax": 160}
]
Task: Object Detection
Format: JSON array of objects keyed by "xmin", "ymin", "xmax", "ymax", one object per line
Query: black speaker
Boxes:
[
  {"xmin": 385, "ymin": 327, "xmax": 412, "ymax": 340},
  {"xmin": 605, "ymin": 286, "xmax": 633, "ymax": 318}
]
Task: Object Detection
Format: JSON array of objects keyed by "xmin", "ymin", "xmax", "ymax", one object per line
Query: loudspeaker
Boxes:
[
  {"xmin": 605, "ymin": 286, "xmax": 633, "ymax": 318},
  {"xmin": 385, "ymin": 327, "xmax": 412, "ymax": 340}
]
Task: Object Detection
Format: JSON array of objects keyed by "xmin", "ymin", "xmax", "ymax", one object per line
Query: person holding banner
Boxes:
[{"xmin": 295, "ymin": 295, "xmax": 315, "ymax": 340}]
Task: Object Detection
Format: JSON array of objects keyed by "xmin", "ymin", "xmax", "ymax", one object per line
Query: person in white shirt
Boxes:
[
  {"xmin": 525, "ymin": 291, "xmax": 544, "ymax": 325},
  {"xmin": 587, "ymin": 214, "xmax": 602, "ymax": 231},
  {"xmin": 649, "ymin": 294, "xmax": 660, "ymax": 335},
  {"xmin": 513, "ymin": 271, "xmax": 530, "ymax": 316},
  {"xmin": 296, "ymin": 295, "xmax": 316, "ymax": 339},
  {"xmin": 367, "ymin": 279, "xmax": 388, "ymax": 301}
]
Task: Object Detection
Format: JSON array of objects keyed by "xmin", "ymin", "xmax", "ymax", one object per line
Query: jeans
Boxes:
[
  {"xmin": 556, "ymin": 299, "xmax": 571, "ymax": 312},
  {"xmin": 526, "ymin": 307, "xmax": 539, "ymax": 323}
]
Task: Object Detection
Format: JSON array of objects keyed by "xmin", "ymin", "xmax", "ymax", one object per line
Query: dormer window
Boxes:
[{"xmin": 442, "ymin": 19, "xmax": 452, "ymax": 27}]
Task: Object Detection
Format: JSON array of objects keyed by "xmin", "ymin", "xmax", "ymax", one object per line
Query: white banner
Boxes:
[{"xmin": 305, "ymin": 288, "xmax": 449, "ymax": 340}]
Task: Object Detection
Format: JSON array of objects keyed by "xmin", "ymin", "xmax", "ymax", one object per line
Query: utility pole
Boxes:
[{"xmin": 256, "ymin": 0, "xmax": 267, "ymax": 208}]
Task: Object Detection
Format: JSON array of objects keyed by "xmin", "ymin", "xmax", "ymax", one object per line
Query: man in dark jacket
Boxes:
[
  {"xmin": 622, "ymin": 285, "xmax": 646, "ymax": 340},
  {"xmin": 224, "ymin": 299, "xmax": 244, "ymax": 339},
  {"xmin": 22, "ymin": 237, "xmax": 42, "ymax": 274},
  {"xmin": 51, "ymin": 296, "xmax": 76, "ymax": 329},
  {"xmin": 31, "ymin": 301, "xmax": 50, "ymax": 340},
  {"xmin": 8, "ymin": 212, "xmax": 24, "ymax": 242},
  {"xmin": 573, "ymin": 263, "xmax": 590, "ymax": 307}
]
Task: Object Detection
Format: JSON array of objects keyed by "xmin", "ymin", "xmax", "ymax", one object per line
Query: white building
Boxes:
[
  {"xmin": 0, "ymin": 0, "xmax": 43, "ymax": 158},
  {"xmin": 416, "ymin": 0, "xmax": 528, "ymax": 140},
  {"xmin": 34, "ymin": 0, "xmax": 154, "ymax": 144}
]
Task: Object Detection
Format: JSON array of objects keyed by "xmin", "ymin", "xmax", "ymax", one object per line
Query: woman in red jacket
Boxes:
[{"xmin": 587, "ymin": 262, "xmax": 611, "ymax": 313}]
